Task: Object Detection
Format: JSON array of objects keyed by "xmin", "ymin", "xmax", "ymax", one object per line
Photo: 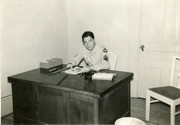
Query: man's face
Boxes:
[{"xmin": 83, "ymin": 36, "xmax": 95, "ymax": 51}]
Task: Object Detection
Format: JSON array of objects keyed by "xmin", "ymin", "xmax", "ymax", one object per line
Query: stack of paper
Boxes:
[
  {"xmin": 92, "ymin": 73, "xmax": 116, "ymax": 80},
  {"xmin": 64, "ymin": 67, "xmax": 83, "ymax": 75}
]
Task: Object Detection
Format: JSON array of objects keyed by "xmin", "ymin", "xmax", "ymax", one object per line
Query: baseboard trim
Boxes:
[{"xmin": 1, "ymin": 95, "xmax": 13, "ymax": 117}]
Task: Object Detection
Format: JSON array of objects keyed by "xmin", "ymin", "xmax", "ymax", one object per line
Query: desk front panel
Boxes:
[
  {"xmin": 67, "ymin": 92, "xmax": 95, "ymax": 124},
  {"xmin": 99, "ymin": 80, "xmax": 130, "ymax": 124},
  {"xmin": 38, "ymin": 86, "xmax": 66, "ymax": 124},
  {"xmin": 12, "ymin": 82, "xmax": 39, "ymax": 123}
]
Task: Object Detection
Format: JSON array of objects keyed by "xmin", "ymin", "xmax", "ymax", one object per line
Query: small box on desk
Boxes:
[{"xmin": 40, "ymin": 58, "xmax": 63, "ymax": 74}]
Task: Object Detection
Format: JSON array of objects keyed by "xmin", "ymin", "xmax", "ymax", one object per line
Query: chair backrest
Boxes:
[
  {"xmin": 170, "ymin": 56, "xmax": 180, "ymax": 88},
  {"xmin": 107, "ymin": 52, "xmax": 117, "ymax": 70}
]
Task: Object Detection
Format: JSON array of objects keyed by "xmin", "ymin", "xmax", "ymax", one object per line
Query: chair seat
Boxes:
[{"xmin": 149, "ymin": 86, "xmax": 180, "ymax": 100}]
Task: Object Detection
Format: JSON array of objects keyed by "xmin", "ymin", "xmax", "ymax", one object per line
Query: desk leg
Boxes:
[
  {"xmin": 63, "ymin": 92, "xmax": 69, "ymax": 123},
  {"xmin": 94, "ymin": 98, "xmax": 99, "ymax": 124},
  {"xmin": 128, "ymin": 82, "xmax": 131, "ymax": 116}
]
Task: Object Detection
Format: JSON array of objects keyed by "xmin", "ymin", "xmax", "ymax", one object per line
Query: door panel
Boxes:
[
  {"xmin": 138, "ymin": 0, "xmax": 180, "ymax": 98},
  {"xmin": 140, "ymin": 0, "xmax": 165, "ymax": 42}
]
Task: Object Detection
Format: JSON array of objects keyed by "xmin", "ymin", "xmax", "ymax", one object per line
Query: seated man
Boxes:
[{"xmin": 67, "ymin": 31, "xmax": 109, "ymax": 71}]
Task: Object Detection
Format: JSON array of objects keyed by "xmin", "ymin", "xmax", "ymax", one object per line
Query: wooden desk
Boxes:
[{"xmin": 8, "ymin": 67, "xmax": 133, "ymax": 124}]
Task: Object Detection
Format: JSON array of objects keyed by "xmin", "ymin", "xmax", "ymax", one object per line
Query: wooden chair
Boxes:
[
  {"xmin": 107, "ymin": 52, "xmax": 117, "ymax": 70},
  {"xmin": 146, "ymin": 56, "xmax": 180, "ymax": 125}
]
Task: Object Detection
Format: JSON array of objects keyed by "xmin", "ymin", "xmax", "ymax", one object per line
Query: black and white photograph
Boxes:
[{"xmin": 1, "ymin": 0, "xmax": 180, "ymax": 125}]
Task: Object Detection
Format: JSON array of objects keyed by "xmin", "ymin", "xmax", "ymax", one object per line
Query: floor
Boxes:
[
  {"xmin": 1, "ymin": 98, "xmax": 180, "ymax": 125},
  {"xmin": 131, "ymin": 98, "xmax": 180, "ymax": 125}
]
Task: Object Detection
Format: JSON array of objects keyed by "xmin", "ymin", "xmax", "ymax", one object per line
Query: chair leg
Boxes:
[
  {"xmin": 146, "ymin": 92, "xmax": 150, "ymax": 121},
  {"xmin": 170, "ymin": 104, "xmax": 175, "ymax": 125}
]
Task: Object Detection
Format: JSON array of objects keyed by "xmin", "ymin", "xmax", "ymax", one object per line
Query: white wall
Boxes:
[
  {"xmin": 68, "ymin": 0, "xmax": 132, "ymax": 71},
  {"xmin": 68, "ymin": 0, "xmax": 139, "ymax": 96},
  {"xmin": 1, "ymin": 0, "xmax": 69, "ymax": 116},
  {"xmin": 1, "ymin": 0, "xmax": 142, "ymax": 117}
]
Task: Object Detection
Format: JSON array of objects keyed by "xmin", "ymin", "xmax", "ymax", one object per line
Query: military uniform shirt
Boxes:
[{"xmin": 70, "ymin": 43, "xmax": 109, "ymax": 70}]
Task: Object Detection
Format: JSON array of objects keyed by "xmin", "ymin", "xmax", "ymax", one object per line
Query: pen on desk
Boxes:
[
  {"xmin": 77, "ymin": 58, "xmax": 84, "ymax": 67},
  {"xmin": 49, "ymin": 67, "xmax": 70, "ymax": 76},
  {"xmin": 57, "ymin": 74, "xmax": 69, "ymax": 86}
]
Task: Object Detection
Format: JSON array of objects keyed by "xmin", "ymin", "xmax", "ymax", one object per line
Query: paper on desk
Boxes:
[
  {"xmin": 92, "ymin": 73, "xmax": 116, "ymax": 80},
  {"xmin": 64, "ymin": 67, "xmax": 90, "ymax": 75}
]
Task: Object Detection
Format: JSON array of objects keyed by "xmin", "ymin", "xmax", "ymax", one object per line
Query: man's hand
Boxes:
[
  {"xmin": 67, "ymin": 63, "xmax": 74, "ymax": 69},
  {"xmin": 85, "ymin": 61, "xmax": 93, "ymax": 67}
]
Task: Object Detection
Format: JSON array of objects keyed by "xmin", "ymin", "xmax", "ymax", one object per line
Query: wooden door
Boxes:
[{"xmin": 138, "ymin": 0, "xmax": 180, "ymax": 98}]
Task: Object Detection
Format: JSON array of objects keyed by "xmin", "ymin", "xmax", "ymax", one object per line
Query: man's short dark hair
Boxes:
[{"xmin": 82, "ymin": 31, "xmax": 95, "ymax": 40}]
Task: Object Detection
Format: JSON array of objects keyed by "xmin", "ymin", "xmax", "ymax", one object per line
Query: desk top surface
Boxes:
[{"xmin": 8, "ymin": 67, "xmax": 133, "ymax": 98}]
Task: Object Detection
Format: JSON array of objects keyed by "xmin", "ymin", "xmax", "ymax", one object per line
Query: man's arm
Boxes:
[
  {"xmin": 67, "ymin": 50, "xmax": 84, "ymax": 68},
  {"xmin": 92, "ymin": 47, "xmax": 109, "ymax": 70}
]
